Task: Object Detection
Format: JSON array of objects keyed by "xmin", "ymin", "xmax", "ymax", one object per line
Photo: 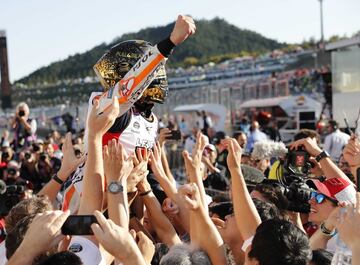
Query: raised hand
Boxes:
[
  {"xmin": 162, "ymin": 197, "xmax": 180, "ymax": 216},
  {"xmin": 20, "ymin": 210, "xmax": 70, "ymax": 258},
  {"xmin": 193, "ymin": 131, "xmax": 209, "ymax": 155},
  {"xmin": 103, "ymin": 139, "xmax": 133, "ymax": 183},
  {"xmin": 60, "ymin": 132, "xmax": 86, "ymax": 177},
  {"xmin": 222, "ymin": 138, "xmax": 242, "ymax": 170},
  {"xmin": 91, "ymin": 211, "xmax": 144, "ymax": 262},
  {"xmin": 170, "ymin": 15, "xmax": 196, "ymax": 45},
  {"xmin": 149, "ymin": 141, "xmax": 165, "ymax": 176},
  {"xmin": 183, "ymin": 132, "xmax": 207, "ymax": 177},
  {"xmin": 88, "ymin": 97, "xmax": 120, "ymax": 138},
  {"xmin": 289, "ymin": 137, "xmax": 322, "ymax": 157},
  {"xmin": 136, "ymin": 231, "xmax": 155, "ymax": 264},
  {"xmin": 158, "ymin": 128, "xmax": 172, "ymax": 147},
  {"xmin": 127, "ymin": 148, "xmax": 149, "ymax": 192},
  {"xmin": 178, "ymin": 183, "xmax": 202, "ymax": 211},
  {"xmin": 343, "ymin": 136, "xmax": 360, "ymax": 167},
  {"xmin": 334, "ymin": 193, "xmax": 360, "ymax": 250}
]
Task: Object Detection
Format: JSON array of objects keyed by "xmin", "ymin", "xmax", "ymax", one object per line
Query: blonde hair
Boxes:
[{"xmin": 16, "ymin": 102, "xmax": 30, "ymax": 115}]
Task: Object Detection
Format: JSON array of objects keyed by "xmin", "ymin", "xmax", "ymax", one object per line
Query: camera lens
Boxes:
[
  {"xmin": 33, "ymin": 144, "xmax": 40, "ymax": 152},
  {"xmin": 7, "ymin": 168, "xmax": 16, "ymax": 175},
  {"xmin": 74, "ymin": 149, "xmax": 81, "ymax": 157},
  {"xmin": 1, "ymin": 152, "xmax": 9, "ymax": 160},
  {"xmin": 24, "ymin": 152, "xmax": 31, "ymax": 160},
  {"xmin": 18, "ymin": 110, "xmax": 25, "ymax": 117}
]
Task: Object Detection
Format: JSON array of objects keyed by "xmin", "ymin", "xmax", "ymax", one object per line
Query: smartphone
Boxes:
[
  {"xmin": 135, "ymin": 146, "xmax": 147, "ymax": 158},
  {"xmin": 356, "ymin": 167, "xmax": 360, "ymax": 192},
  {"xmin": 61, "ymin": 215, "xmax": 98, "ymax": 235},
  {"xmin": 166, "ymin": 130, "xmax": 181, "ymax": 140}
]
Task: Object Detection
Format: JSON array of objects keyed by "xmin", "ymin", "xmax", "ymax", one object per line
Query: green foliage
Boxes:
[
  {"xmin": 183, "ymin": 57, "xmax": 199, "ymax": 66},
  {"xmin": 16, "ymin": 17, "xmax": 285, "ymax": 86}
]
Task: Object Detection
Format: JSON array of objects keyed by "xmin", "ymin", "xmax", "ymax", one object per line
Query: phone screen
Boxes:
[{"xmin": 61, "ymin": 215, "xmax": 98, "ymax": 235}]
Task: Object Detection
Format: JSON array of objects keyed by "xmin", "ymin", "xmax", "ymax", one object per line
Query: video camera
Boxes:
[
  {"xmin": 0, "ymin": 180, "xmax": 25, "ymax": 217},
  {"xmin": 276, "ymin": 146, "xmax": 313, "ymax": 213}
]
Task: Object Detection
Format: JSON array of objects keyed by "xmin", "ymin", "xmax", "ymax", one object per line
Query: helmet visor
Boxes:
[{"xmin": 141, "ymin": 86, "xmax": 168, "ymax": 104}]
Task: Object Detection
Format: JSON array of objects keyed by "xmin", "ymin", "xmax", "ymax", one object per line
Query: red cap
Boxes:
[{"xmin": 309, "ymin": 178, "xmax": 356, "ymax": 203}]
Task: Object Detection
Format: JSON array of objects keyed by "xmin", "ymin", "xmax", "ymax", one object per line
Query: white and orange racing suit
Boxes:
[{"xmin": 62, "ymin": 37, "xmax": 175, "ymax": 213}]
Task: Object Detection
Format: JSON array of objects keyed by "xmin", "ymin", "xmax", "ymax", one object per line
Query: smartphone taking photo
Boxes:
[
  {"xmin": 61, "ymin": 215, "xmax": 98, "ymax": 235},
  {"xmin": 166, "ymin": 130, "xmax": 181, "ymax": 141}
]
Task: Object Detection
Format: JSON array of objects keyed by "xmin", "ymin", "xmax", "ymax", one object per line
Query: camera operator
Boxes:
[
  {"xmin": 289, "ymin": 137, "xmax": 356, "ymax": 252},
  {"xmin": 0, "ymin": 146, "xmax": 14, "ymax": 179},
  {"xmin": 35, "ymin": 151, "xmax": 54, "ymax": 184},
  {"xmin": 2, "ymin": 161, "xmax": 24, "ymax": 186},
  {"xmin": 19, "ymin": 149, "xmax": 41, "ymax": 192},
  {"xmin": 10, "ymin": 102, "xmax": 37, "ymax": 151}
]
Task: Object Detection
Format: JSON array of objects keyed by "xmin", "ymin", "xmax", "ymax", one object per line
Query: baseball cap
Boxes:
[
  {"xmin": 308, "ymin": 178, "xmax": 356, "ymax": 203},
  {"xmin": 35, "ymin": 139, "xmax": 44, "ymax": 145},
  {"xmin": 68, "ymin": 236, "xmax": 106, "ymax": 265},
  {"xmin": 205, "ymin": 144, "xmax": 216, "ymax": 152}
]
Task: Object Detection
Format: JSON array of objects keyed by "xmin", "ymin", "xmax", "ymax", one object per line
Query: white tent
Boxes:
[
  {"xmin": 239, "ymin": 95, "xmax": 322, "ymax": 119},
  {"xmin": 173, "ymin": 103, "xmax": 226, "ymax": 131}
]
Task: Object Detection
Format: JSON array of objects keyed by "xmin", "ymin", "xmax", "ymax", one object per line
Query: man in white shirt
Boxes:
[
  {"xmin": 246, "ymin": 121, "xmax": 268, "ymax": 153},
  {"xmin": 184, "ymin": 127, "xmax": 200, "ymax": 154},
  {"xmin": 323, "ymin": 120, "xmax": 350, "ymax": 162}
]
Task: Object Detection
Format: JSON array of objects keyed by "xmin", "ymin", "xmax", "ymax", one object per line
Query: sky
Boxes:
[{"xmin": 0, "ymin": 0, "xmax": 359, "ymax": 82}]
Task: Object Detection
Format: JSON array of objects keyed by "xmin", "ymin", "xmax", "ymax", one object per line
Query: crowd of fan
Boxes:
[{"xmin": 0, "ymin": 99, "xmax": 360, "ymax": 265}]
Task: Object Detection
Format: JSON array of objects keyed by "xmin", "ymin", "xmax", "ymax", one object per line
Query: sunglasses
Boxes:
[{"xmin": 310, "ymin": 191, "xmax": 338, "ymax": 205}]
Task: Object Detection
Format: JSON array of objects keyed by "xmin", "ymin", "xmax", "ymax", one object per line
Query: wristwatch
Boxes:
[
  {"xmin": 107, "ymin": 181, "xmax": 124, "ymax": 194},
  {"xmin": 315, "ymin": 150, "xmax": 330, "ymax": 162}
]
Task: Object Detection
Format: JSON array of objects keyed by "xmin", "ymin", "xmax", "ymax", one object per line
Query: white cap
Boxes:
[
  {"xmin": 35, "ymin": 139, "xmax": 44, "ymax": 144},
  {"xmin": 68, "ymin": 236, "xmax": 106, "ymax": 265}
]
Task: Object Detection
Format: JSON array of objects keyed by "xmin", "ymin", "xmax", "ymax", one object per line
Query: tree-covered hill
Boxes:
[{"xmin": 16, "ymin": 17, "xmax": 285, "ymax": 86}]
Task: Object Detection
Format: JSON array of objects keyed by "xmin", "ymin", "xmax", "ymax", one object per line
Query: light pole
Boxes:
[{"xmin": 319, "ymin": 0, "xmax": 325, "ymax": 49}]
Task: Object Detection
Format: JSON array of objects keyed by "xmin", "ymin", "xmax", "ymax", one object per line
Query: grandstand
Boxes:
[{"xmin": 9, "ymin": 47, "xmax": 327, "ymax": 133}]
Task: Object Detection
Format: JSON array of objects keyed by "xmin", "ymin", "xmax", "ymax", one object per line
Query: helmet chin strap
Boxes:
[{"xmin": 134, "ymin": 101, "xmax": 154, "ymax": 119}]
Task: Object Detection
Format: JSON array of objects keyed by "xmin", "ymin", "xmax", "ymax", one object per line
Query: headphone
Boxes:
[{"xmin": 328, "ymin": 120, "xmax": 338, "ymax": 130}]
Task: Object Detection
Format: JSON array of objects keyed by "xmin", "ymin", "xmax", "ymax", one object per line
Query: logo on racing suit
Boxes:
[
  {"xmin": 135, "ymin": 138, "xmax": 154, "ymax": 149},
  {"xmin": 133, "ymin": 121, "xmax": 140, "ymax": 129},
  {"xmin": 70, "ymin": 161, "xmax": 86, "ymax": 185}
]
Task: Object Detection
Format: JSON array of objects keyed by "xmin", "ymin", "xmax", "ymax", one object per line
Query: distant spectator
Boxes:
[
  {"xmin": 10, "ymin": 102, "xmax": 37, "ymax": 151},
  {"xmin": 264, "ymin": 120, "xmax": 281, "ymax": 142},
  {"xmin": 246, "ymin": 121, "xmax": 268, "ymax": 152},
  {"xmin": 179, "ymin": 118, "xmax": 190, "ymax": 137},
  {"xmin": 195, "ymin": 111, "xmax": 203, "ymax": 131},
  {"xmin": 323, "ymin": 120, "xmax": 350, "ymax": 162},
  {"xmin": 213, "ymin": 131, "xmax": 230, "ymax": 178},
  {"xmin": 233, "ymin": 131, "xmax": 247, "ymax": 149},
  {"xmin": 184, "ymin": 127, "xmax": 200, "ymax": 154},
  {"xmin": 0, "ymin": 130, "xmax": 10, "ymax": 149},
  {"xmin": 3, "ymin": 161, "xmax": 24, "ymax": 186},
  {"xmin": 0, "ymin": 146, "xmax": 14, "ymax": 168},
  {"xmin": 239, "ymin": 117, "xmax": 250, "ymax": 134},
  {"xmin": 201, "ymin": 111, "xmax": 213, "ymax": 137},
  {"xmin": 293, "ymin": 129, "xmax": 320, "ymax": 144}
]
